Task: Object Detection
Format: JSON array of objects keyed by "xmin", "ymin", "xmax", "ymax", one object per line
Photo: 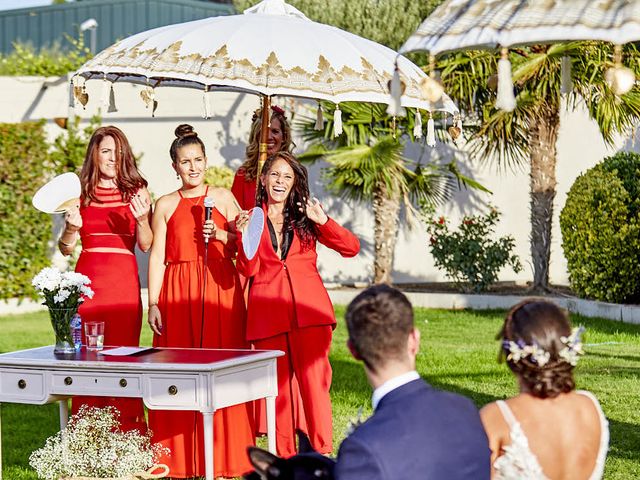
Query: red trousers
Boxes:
[{"xmin": 254, "ymin": 325, "xmax": 333, "ymax": 457}]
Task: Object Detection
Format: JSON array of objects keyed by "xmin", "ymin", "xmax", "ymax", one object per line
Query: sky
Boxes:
[{"xmin": 0, "ymin": 0, "xmax": 55, "ymax": 11}]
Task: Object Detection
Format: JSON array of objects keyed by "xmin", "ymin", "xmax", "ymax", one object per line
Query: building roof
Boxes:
[{"xmin": 0, "ymin": 0, "xmax": 235, "ymax": 54}]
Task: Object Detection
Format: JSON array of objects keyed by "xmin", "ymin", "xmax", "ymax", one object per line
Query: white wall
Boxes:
[{"xmin": 1, "ymin": 75, "xmax": 637, "ymax": 286}]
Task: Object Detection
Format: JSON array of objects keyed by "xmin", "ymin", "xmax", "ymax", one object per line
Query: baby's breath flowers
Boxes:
[{"xmin": 29, "ymin": 406, "xmax": 169, "ymax": 479}]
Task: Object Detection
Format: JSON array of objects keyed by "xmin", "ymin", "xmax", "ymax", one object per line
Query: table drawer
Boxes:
[
  {"xmin": 0, "ymin": 369, "xmax": 46, "ymax": 402},
  {"xmin": 51, "ymin": 372, "xmax": 142, "ymax": 397},
  {"xmin": 143, "ymin": 375, "xmax": 198, "ymax": 408}
]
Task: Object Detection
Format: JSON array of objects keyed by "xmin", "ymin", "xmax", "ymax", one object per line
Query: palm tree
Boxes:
[
  {"xmin": 298, "ymin": 102, "xmax": 485, "ymax": 284},
  {"xmin": 437, "ymin": 42, "xmax": 640, "ymax": 292}
]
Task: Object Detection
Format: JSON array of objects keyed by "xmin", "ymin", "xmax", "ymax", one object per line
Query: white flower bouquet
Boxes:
[
  {"xmin": 32, "ymin": 267, "xmax": 94, "ymax": 353},
  {"xmin": 29, "ymin": 406, "xmax": 170, "ymax": 480}
]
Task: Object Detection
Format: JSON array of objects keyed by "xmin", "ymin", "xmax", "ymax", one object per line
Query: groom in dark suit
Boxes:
[{"xmin": 335, "ymin": 285, "xmax": 490, "ymax": 480}]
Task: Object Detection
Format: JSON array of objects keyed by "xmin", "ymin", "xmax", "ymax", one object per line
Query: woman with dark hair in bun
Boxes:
[
  {"xmin": 147, "ymin": 124, "xmax": 254, "ymax": 478},
  {"xmin": 480, "ymin": 299, "xmax": 609, "ymax": 479}
]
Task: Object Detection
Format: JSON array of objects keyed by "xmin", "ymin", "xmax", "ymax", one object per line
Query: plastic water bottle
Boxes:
[{"xmin": 70, "ymin": 313, "xmax": 82, "ymax": 351}]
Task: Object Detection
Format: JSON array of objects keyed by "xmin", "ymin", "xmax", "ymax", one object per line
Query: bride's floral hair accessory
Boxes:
[{"xmin": 502, "ymin": 325, "xmax": 585, "ymax": 367}]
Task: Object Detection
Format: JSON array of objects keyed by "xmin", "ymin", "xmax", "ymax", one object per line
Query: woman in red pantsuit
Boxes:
[
  {"xmin": 58, "ymin": 126, "xmax": 152, "ymax": 433},
  {"xmin": 231, "ymin": 105, "xmax": 293, "ymax": 210},
  {"xmin": 236, "ymin": 152, "xmax": 360, "ymax": 457},
  {"xmin": 147, "ymin": 124, "xmax": 254, "ymax": 478}
]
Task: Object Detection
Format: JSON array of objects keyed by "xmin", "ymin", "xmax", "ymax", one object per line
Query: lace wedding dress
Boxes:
[{"xmin": 493, "ymin": 390, "xmax": 609, "ymax": 480}]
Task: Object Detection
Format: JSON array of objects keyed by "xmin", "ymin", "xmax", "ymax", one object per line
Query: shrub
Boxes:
[
  {"xmin": 205, "ymin": 165, "xmax": 235, "ymax": 189},
  {"xmin": 0, "ymin": 119, "xmax": 99, "ymax": 300},
  {"xmin": 424, "ymin": 208, "xmax": 522, "ymax": 293},
  {"xmin": 560, "ymin": 152, "xmax": 640, "ymax": 303},
  {"xmin": 0, "ymin": 36, "xmax": 92, "ymax": 76},
  {"xmin": 0, "ymin": 122, "xmax": 53, "ymax": 300}
]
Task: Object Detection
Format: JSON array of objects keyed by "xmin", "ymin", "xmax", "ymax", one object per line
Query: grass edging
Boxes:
[
  {"xmin": 328, "ymin": 289, "xmax": 640, "ymax": 325},
  {"xmin": 4, "ymin": 287, "xmax": 640, "ymax": 325}
]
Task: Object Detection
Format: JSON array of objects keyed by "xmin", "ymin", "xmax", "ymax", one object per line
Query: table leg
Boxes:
[
  {"xmin": 202, "ymin": 410, "xmax": 214, "ymax": 480},
  {"xmin": 0, "ymin": 403, "xmax": 3, "ymax": 480},
  {"xmin": 59, "ymin": 400, "xmax": 68, "ymax": 429},
  {"xmin": 266, "ymin": 395, "xmax": 276, "ymax": 453}
]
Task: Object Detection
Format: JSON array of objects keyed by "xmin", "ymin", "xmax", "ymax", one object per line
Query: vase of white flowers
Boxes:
[
  {"xmin": 29, "ymin": 406, "xmax": 170, "ymax": 479},
  {"xmin": 32, "ymin": 267, "xmax": 94, "ymax": 354}
]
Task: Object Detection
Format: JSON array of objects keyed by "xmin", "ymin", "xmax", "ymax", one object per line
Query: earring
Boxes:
[{"xmin": 176, "ymin": 174, "xmax": 179, "ymax": 179}]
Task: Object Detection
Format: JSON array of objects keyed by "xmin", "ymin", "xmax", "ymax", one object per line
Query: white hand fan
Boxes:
[
  {"xmin": 32, "ymin": 173, "xmax": 81, "ymax": 213},
  {"xmin": 242, "ymin": 207, "xmax": 265, "ymax": 260}
]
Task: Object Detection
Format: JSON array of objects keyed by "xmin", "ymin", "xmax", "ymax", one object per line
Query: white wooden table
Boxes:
[{"xmin": 0, "ymin": 346, "xmax": 283, "ymax": 480}]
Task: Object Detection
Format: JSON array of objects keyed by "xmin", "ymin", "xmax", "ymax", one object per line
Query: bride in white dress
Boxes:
[{"xmin": 480, "ymin": 299, "xmax": 609, "ymax": 480}]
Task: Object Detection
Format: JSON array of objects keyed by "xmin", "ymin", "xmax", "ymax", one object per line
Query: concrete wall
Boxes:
[{"xmin": 1, "ymin": 75, "xmax": 637, "ymax": 286}]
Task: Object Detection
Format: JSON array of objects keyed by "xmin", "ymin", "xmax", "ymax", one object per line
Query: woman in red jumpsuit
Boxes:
[
  {"xmin": 58, "ymin": 126, "xmax": 152, "ymax": 433},
  {"xmin": 231, "ymin": 105, "xmax": 293, "ymax": 210},
  {"xmin": 236, "ymin": 151, "xmax": 360, "ymax": 457}
]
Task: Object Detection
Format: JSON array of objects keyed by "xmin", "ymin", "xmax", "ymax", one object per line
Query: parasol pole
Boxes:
[{"xmin": 257, "ymin": 95, "xmax": 271, "ymax": 189}]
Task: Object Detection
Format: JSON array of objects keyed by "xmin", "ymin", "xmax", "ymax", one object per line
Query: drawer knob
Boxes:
[
  {"xmin": 119, "ymin": 378, "xmax": 127, "ymax": 388},
  {"xmin": 168, "ymin": 385, "xmax": 178, "ymax": 395},
  {"xmin": 17, "ymin": 379, "xmax": 26, "ymax": 389},
  {"xmin": 64, "ymin": 376, "xmax": 73, "ymax": 386}
]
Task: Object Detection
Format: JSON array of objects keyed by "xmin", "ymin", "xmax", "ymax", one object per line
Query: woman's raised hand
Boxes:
[
  {"xmin": 64, "ymin": 204, "xmax": 82, "ymax": 232},
  {"xmin": 301, "ymin": 197, "xmax": 328, "ymax": 225},
  {"xmin": 129, "ymin": 190, "xmax": 151, "ymax": 223},
  {"xmin": 235, "ymin": 210, "xmax": 250, "ymax": 233}
]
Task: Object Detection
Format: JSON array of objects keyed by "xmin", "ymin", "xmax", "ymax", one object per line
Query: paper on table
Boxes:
[{"xmin": 99, "ymin": 346, "xmax": 153, "ymax": 356}]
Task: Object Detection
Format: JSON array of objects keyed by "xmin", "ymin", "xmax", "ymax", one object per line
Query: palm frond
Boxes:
[{"xmin": 438, "ymin": 41, "xmax": 640, "ymax": 166}]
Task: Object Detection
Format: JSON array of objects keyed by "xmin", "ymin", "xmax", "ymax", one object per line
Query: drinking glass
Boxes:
[{"xmin": 84, "ymin": 321, "xmax": 105, "ymax": 351}]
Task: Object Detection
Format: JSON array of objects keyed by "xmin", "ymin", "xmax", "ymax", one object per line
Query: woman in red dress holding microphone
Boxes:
[
  {"xmin": 236, "ymin": 151, "xmax": 360, "ymax": 457},
  {"xmin": 147, "ymin": 124, "xmax": 254, "ymax": 478}
]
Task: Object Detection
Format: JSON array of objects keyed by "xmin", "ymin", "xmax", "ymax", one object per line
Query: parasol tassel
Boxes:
[
  {"xmin": 413, "ymin": 109, "xmax": 423, "ymax": 139},
  {"xmin": 561, "ymin": 56, "xmax": 573, "ymax": 95},
  {"xmin": 140, "ymin": 86, "xmax": 157, "ymax": 117},
  {"xmin": 333, "ymin": 104, "xmax": 343, "ymax": 137},
  {"xmin": 386, "ymin": 62, "xmax": 406, "ymax": 117},
  {"xmin": 496, "ymin": 48, "xmax": 516, "ymax": 112},
  {"xmin": 101, "ymin": 77, "xmax": 110, "ymax": 111},
  {"xmin": 456, "ymin": 115, "xmax": 463, "ymax": 144},
  {"xmin": 108, "ymin": 83, "xmax": 118, "ymax": 113},
  {"xmin": 314, "ymin": 103, "xmax": 324, "ymax": 130},
  {"xmin": 202, "ymin": 87, "xmax": 212, "ymax": 119},
  {"xmin": 73, "ymin": 81, "xmax": 89, "ymax": 110},
  {"xmin": 427, "ymin": 114, "xmax": 436, "ymax": 147},
  {"xmin": 68, "ymin": 78, "xmax": 75, "ymax": 109}
]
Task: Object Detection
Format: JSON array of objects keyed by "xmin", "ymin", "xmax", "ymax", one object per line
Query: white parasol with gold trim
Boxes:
[
  {"xmin": 401, "ymin": 0, "xmax": 640, "ymax": 110},
  {"xmin": 73, "ymin": 0, "xmax": 458, "ymax": 159}
]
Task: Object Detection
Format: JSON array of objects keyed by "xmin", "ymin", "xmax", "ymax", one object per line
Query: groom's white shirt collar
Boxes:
[{"xmin": 371, "ymin": 370, "xmax": 420, "ymax": 411}]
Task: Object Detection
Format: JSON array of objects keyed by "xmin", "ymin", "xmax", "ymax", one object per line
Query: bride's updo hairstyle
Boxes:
[
  {"xmin": 499, "ymin": 299, "xmax": 576, "ymax": 399},
  {"xmin": 169, "ymin": 124, "xmax": 206, "ymax": 163}
]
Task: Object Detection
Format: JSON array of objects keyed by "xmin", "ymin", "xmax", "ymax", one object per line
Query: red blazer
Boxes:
[
  {"xmin": 231, "ymin": 169, "xmax": 257, "ymax": 211},
  {"xmin": 236, "ymin": 210, "xmax": 360, "ymax": 341}
]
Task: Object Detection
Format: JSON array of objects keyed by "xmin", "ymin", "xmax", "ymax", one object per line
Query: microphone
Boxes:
[{"xmin": 204, "ymin": 197, "xmax": 214, "ymax": 245}]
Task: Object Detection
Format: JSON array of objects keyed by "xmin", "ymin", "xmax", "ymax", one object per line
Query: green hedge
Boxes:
[
  {"xmin": 0, "ymin": 122, "xmax": 53, "ymax": 300},
  {"xmin": 560, "ymin": 152, "xmax": 640, "ymax": 303},
  {"xmin": 0, "ymin": 36, "xmax": 92, "ymax": 77}
]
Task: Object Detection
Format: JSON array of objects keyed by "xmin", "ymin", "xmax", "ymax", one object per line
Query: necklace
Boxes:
[{"xmin": 180, "ymin": 187, "xmax": 206, "ymax": 206}]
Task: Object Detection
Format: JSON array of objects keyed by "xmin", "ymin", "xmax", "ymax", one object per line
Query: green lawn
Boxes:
[{"xmin": 1, "ymin": 308, "xmax": 639, "ymax": 479}]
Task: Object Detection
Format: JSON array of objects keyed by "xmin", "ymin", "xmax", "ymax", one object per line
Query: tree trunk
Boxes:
[
  {"xmin": 372, "ymin": 184, "xmax": 401, "ymax": 284},
  {"xmin": 529, "ymin": 105, "xmax": 560, "ymax": 292}
]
